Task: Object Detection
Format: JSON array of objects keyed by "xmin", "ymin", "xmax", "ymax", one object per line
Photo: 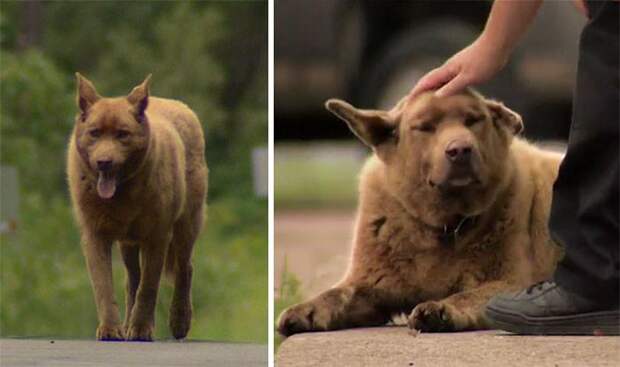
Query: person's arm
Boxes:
[
  {"xmin": 410, "ymin": 0, "xmax": 543, "ymax": 98},
  {"xmin": 482, "ymin": 0, "xmax": 543, "ymax": 57}
]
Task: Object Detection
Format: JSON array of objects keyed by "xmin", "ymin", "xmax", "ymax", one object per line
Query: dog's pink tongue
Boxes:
[{"xmin": 97, "ymin": 173, "xmax": 116, "ymax": 199}]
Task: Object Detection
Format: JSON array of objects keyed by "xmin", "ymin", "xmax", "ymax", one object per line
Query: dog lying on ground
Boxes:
[
  {"xmin": 67, "ymin": 74, "xmax": 207, "ymax": 341},
  {"xmin": 277, "ymin": 89, "xmax": 563, "ymax": 336}
]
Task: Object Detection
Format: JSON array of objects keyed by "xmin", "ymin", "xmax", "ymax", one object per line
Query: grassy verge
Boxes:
[{"xmin": 275, "ymin": 142, "xmax": 366, "ymax": 210}]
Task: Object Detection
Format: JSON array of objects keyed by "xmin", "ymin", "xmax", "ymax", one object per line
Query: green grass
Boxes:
[
  {"xmin": 275, "ymin": 142, "xmax": 367, "ymax": 210},
  {"xmin": 0, "ymin": 193, "xmax": 267, "ymax": 343}
]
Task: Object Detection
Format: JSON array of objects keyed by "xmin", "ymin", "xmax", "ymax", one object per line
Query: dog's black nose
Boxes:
[
  {"xmin": 97, "ymin": 159, "xmax": 113, "ymax": 171},
  {"xmin": 445, "ymin": 140, "xmax": 472, "ymax": 163}
]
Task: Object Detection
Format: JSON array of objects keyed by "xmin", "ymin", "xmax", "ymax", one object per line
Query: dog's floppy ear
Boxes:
[
  {"xmin": 325, "ymin": 98, "xmax": 398, "ymax": 151},
  {"xmin": 127, "ymin": 74, "xmax": 152, "ymax": 123},
  {"xmin": 75, "ymin": 72, "xmax": 101, "ymax": 119},
  {"xmin": 485, "ymin": 100, "xmax": 523, "ymax": 135}
]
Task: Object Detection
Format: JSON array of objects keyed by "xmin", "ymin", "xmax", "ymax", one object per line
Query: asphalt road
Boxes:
[
  {"xmin": 0, "ymin": 338, "xmax": 267, "ymax": 367},
  {"xmin": 277, "ymin": 327, "xmax": 620, "ymax": 367}
]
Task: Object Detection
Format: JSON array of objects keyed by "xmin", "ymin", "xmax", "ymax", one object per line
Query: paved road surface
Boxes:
[
  {"xmin": 275, "ymin": 209, "xmax": 355, "ymax": 298},
  {"xmin": 0, "ymin": 339, "xmax": 267, "ymax": 367},
  {"xmin": 277, "ymin": 327, "xmax": 620, "ymax": 367}
]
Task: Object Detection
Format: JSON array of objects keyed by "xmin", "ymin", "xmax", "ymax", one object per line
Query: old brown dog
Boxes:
[
  {"xmin": 277, "ymin": 90, "xmax": 563, "ymax": 335},
  {"xmin": 67, "ymin": 74, "xmax": 207, "ymax": 341}
]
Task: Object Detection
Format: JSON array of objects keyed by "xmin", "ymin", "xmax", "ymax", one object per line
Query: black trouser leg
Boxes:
[{"xmin": 551, "ymin": 1, "xmax": 619, "ymax": 305}]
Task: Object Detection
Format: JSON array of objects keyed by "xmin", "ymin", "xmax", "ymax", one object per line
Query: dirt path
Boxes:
[
  {"xmin": 275, "ymin": 209, "xmax": 355, "ymax": 298},
  {"xmin": 0, "ymin": 339, "xmax": 267, "ymax": 367}
]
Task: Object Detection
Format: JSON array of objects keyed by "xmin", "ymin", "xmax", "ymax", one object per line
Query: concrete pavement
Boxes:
[{"xmin": 276, "ymin": 327, "xmax": 620, "ymax": 367}]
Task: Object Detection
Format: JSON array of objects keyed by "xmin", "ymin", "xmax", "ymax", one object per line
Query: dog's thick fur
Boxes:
[
  {"xmin": 277, "ymin": 90, "xmax": 563, "ymax": 336},
  {"xmin": 67, "ymin": 74, "xmax": 207, "ymax": 341}
]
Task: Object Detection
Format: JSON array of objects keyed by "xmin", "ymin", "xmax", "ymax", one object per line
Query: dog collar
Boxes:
[
  {"xmin": 413, "ymin": 215, "xmax": 478, "ymax": 246},
  {"xmin": 437, "ymin": 216, "xmax": 477, "ymax": 246}
]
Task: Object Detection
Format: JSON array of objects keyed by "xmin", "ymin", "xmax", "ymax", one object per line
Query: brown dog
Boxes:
[
  {"xmin": 277, "ymin": 90, "xmax": 563, "ymax": 336},
  {"xmin": 67, "ymin": 74, "xmax": 207, "ymax": 341}
]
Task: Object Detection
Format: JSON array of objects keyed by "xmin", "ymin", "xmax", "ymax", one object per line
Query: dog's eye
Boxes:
[
  {"xmin": 116, "ymin": 130, "xmax": 130, "ymax": 139},
  {"xmin": 464, "ymin": 115, "xmax": 483, "ymax": 127},
  {"xmin": 412, "ymin": 124, "xmax": 435, "ymax": 133},
  {"xmin": 89, "ymin": 129, "xmax": 102, "ymax": 138}
]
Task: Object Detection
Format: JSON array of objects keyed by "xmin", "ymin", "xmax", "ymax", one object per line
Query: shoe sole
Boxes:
[{"xmin": 485, "ymin": 307, "xmax": 620, "ymax": 336}]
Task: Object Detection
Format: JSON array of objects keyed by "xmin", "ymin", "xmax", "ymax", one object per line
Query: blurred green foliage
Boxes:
[
  {"xmin": 275, "ymin": 143, "xmax": 365, "ymax": 209},
  {"xmin": 0, "ymin": 1, "xmax": 266, "ymax": 343}
]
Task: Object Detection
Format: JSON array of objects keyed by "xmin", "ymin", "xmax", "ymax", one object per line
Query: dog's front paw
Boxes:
[
  {"xmin": 277, "ymin": 303, "xmax": 315, "ymax": 337},
  {"xmin": 278, "ymin": 302, "xmax": 331, "ymax": 337},
  {"xmin": 408, "ymin": 301, "xmax": 455, "ymax": 332},
  {"xmin": 96, "ymin": 324, "xmax": 125, "ymax": 341},
  {"xmin": 126, "ymin": 323, "xmax": 154, "ymax": 341},
  {"xmin": 169, "ymin": 304, "xmax": 192, "ymax": 340}
]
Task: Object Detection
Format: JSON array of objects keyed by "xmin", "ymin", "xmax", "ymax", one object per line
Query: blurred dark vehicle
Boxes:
[{"xmin": 276, "ymin": 0, "xmax": 585, "ymax": 141}]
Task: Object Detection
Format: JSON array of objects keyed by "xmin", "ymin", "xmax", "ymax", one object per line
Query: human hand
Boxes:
[
  {"xmin": 572, "ymin": 0, "xmax": 588, "ymax": 18},
  {"xmin": 409, "ymin": 35, "xmax": 510, "ymax": 99}
]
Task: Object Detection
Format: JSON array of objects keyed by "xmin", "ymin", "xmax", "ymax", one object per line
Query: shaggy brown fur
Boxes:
[
  {"xmin": 67, "ymin": 74, "xmax": 207, "ymax": 341},
  {"xmin": 277, "ymin": 90, "xmax": 563, "ymax": 336}
]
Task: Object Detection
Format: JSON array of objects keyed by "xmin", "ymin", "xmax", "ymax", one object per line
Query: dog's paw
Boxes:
[
  {"xmin": 96, "ymin": 324, "xmax": 125, "ymax": 341},
  {"xmin": 277, "ymin": 304, "xmax": 314, "ymax": 337},
  {"xmin": 126, "ymin": 323, "xmax": 154, "ymax": 341},
  {"xmin": 169, "ymin": 304, "xmax": 192, "ymax": 340},
  {"xmin": 408, "ymin": 301, "xmax": 455, "ymax": 332},
  {"xmin": 277, "ymin": 302, "xmax": 329, "ymax": 337}
]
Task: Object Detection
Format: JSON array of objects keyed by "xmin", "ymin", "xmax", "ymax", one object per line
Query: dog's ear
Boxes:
[
  {"xmin": 75, "ymin": 73, "xmax": 101, "ymax": 119},
  {"xmin": 127, "ymin": 74, "xmax": 152, "ymax": 123},
  {"xmin": 485, "ymin": 100, "xmax": 523, "ymax": 135},
  {"xmin": 325, "ymin": 99, "xmax": 398, "ymax": 160}
]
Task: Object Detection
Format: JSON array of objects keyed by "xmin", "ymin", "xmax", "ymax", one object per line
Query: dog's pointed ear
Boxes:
[
  {"xmin": 485, "ymin": 100, "xmax": 523, "ymax": 135},
  {"xmin": 127, "ymin": 74, "xmax": 151, "ymax": 123},
  {"xmin": 325, "ymin": 99, "xmax": 398, "ymax": 151},
  {"xmin": 75, "ymin": 72, "xmax": 101, "ymax": 118}
]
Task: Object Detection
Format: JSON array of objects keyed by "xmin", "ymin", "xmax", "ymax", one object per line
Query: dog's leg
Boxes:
[
  {"xmin": 168, "ymin": 215, "xmax": 201, "ymax": 340},
  {"xmin": 168, "ymin": 168, "xmax": 206, "ymax": 340},
  {"xmin": 119, "ymin": 244, "xmax": 140, "ymax": 334},
  {"xmin": 169, "ymin": 257, "xmax": 193, "ymax": 339},
  {"xmin": 277, "ymin": 284, "xmax": 390, "ymax": 336},
  {"xmin": 126, "ymin": 234, "xmax": 170, "ymax": 341},
  {"xmin": 408, "ymin": 280, "xmax": 515, "ymax": 331},
  {"xmin": 82, "ymin": 234, "xmax": 124, "ymax": 340}
]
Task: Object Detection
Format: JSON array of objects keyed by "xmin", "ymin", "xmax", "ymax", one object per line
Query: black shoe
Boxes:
[{"xmin": 485, "ymin": 280, "xmax": 620, "ymax": 335}]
